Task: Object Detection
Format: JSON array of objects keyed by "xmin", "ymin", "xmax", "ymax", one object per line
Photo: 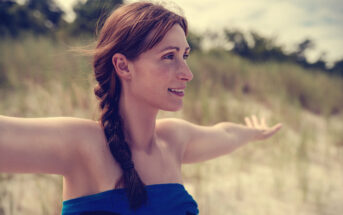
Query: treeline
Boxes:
[
  {"xmin": 191, "ymin": 30, "xmax": 343, "ymax": 76},
  {"xmin": 1, "ymin": 0, "xmax": 342, "ymax": 75},
  {"xmin": 0, "ymin": 0, "xmax": 122, "ymax": 36}
]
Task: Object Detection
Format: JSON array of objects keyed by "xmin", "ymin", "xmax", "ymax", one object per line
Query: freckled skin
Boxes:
[{"xmin": 126, "ymin": 24, "xmax": 193, "ymax": 111}]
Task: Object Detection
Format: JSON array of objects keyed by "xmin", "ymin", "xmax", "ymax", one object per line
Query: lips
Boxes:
[
  {"xmin": 168, "ymin": 87, "xmax": 185, "ymax": 97},
  {"xmin": 168, "ymin": 88, "xmax": 185, "ymax": 93},
  {"xmin": 168, "ymin": 86, "xmax": 186, "ymax": 91}
]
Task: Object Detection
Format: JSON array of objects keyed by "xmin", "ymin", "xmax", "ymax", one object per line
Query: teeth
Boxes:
[{"xmin": 169, "ymin": 88, "xmax": 184, "ymax": 93}]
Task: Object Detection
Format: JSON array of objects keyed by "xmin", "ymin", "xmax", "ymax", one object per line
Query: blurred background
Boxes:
[{"xmin": 0, "ymin": 0, "xmax": 342, "ymax": 214}]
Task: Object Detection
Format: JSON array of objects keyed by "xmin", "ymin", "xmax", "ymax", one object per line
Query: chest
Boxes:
[
  {"xmin": 132, "ymin": 141, "xmax": 182, "ymax": 183},
  {"xmin": 63, "ymin": 138, "xmax": 182, "ymax": 200}
]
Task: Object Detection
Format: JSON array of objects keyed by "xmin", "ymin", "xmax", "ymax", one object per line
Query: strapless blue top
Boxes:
[{"xmin": 61, "ymin": 183, "xmax": 199, "ymax": 215}]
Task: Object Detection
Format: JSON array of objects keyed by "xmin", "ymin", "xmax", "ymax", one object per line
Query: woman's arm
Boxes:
[
  {"xmin": 0, "ymin": 116, "xmax": 98, "ymax": 176},
  {"xmin": 159, "ymin": 116, "xmax": 282, "ymax": 164}
]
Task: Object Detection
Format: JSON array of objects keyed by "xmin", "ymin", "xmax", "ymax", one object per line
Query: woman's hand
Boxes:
[{"xmin": 244, "ymin": 115, "xmax": 283, "ymax": 142}]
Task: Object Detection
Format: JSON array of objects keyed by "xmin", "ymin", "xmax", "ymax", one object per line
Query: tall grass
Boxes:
[{"xmin": 0, "ymin": 36, "xmax": 342, "ymax": 215}]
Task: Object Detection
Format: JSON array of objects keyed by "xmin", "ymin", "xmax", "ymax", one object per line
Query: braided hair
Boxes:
[{"xmin": 92, "ymin": 1, "xmax": 188, "ymax": 210}]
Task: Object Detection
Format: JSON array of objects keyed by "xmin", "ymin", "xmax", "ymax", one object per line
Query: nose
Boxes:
[{"xmin": 177, "ymin": 61, "xmax": 193, "ymax": 82}]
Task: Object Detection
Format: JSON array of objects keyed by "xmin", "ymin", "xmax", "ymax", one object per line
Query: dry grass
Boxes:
[{"xmin": 0, "ymin": 37, "xmax": 342, "ymax": 215}]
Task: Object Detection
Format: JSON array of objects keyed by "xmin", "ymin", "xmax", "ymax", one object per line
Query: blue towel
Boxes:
[{"xmin": 61, "ymin": 183, "xmax": 199, "ymax": 215}]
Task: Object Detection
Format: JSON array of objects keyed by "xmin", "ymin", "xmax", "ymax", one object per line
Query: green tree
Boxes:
[
  {"xmin": 330, "ymin": 59, "xmax": 343, "ymax": 76},
  {"xmin": 249, "ymin": 31, "xmax": 286, "ymax": 61},
  {"xmin": 224, "ymin": 29, "xmax": 251, "ymax": 58},
  {"xmin": 70, "ymin": 0, "xmax": 123, "ymax": 36},
  {"xmin": 26, "ymin": 0, "xmax": 64, "ymax": 28},
  {"xmin": 0, "ymin": 0, "xmax": 64, "ymax": 37},
  {"xmin": 187, "ymin": 31, "xmax": 203, "ymax": 51}
]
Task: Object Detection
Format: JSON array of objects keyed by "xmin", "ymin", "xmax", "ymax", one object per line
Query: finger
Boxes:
[
  {"xmin": 272, "ymin": 123, "xmax": 283, "ymax": 132},
  {"xmin": 264, "ymin": 123, "xmax": 283, "ymax": 138},
  {"xmin": 252, "ymin": 115, "xmax": 259, "ymax": 128},
  {"xmin": 244, "ymin": 117, "xmax": 252, "ymax": 127}
]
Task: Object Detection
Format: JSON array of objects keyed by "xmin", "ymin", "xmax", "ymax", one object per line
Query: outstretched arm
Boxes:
[
  {"xmin": 159, "ymin": 116, "xmax": 282, "ymax": 164},
  {"xmin": 0, "ymin": 116, "xmax": 99, "ymax": 176}
]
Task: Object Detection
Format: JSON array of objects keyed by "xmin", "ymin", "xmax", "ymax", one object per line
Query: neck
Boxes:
[{"xmin": 118, "ymin": 90, "xmax": 158, "ymax": 154}]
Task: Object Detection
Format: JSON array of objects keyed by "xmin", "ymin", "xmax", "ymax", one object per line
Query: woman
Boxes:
[{"xmin": 0, "ymin": 1, "xmax": 282, "ymax": 215}]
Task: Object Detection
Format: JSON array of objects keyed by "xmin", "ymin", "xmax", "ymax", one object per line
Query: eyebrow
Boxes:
[{"xmin": 159, "ymin": 46, "xmax": 191, "ymax": 53}]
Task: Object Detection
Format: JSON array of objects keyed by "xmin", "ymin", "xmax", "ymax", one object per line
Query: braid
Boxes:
[{"xmin": 94, "ymin": 67, "xmax": 147, "ymax": 210}]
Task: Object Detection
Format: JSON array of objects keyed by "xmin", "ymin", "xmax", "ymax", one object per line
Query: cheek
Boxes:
[
  {"xmin": 145, "ymin": 62, "xmax": 174, "ymax": 85},
  {"xmin": 132, "ymin": 63, "xmax": 169, "ymax": 94},
  {"xmin": 154, "ymin": 60, "xmax": 180, "ymax": 81}
]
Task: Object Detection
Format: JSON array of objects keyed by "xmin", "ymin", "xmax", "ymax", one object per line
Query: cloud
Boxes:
[{"xmin": 181, "ymin": 0, "xmax": 343, "ymax": 63}]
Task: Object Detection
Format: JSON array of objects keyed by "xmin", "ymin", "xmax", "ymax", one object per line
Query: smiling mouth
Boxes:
[{"xmin": 168, "ymin": 88, "xmax": 185, "ymax": 97}]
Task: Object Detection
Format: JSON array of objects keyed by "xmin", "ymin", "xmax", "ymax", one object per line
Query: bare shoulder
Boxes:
[
  {"xmin": 56, "ymin": 117, "xmax": 108, "ymax": 178},
  {"xmin": 41, "ymin": 117, "xmax": 107, "ymax": 157},
  {"xmin": 49, "ymin": 117, "xmax": 106, "ymax": 147},
  {"xmin": 64, "ymin": 117, "xmax": 107, "ymax": 151},
  {"xmin": 156, "ymin": 118, "xmax": 224, "ymax": 164},
  {"xmin": 156, "ymin": 117, "xmax": 192, "ymax": 139},
  {"xmin": 156, "ymin": 118, "xmax": 194, "ymax": 161},
  {"xmin": 0, "ymin": 116, "xmax": 106, "ymax": 176},
  {"xmin": 69, "ymin": 117, "xmax": 105, "ymax": 142},
  {"xmin": 46, "ymin": 117, "xmax": 108, "ymax": 165}
]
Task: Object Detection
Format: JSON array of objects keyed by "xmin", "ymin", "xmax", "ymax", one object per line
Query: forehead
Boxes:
[{"xmin": 150, "ymin": 24, "xmax": 189, "ymax": 53}]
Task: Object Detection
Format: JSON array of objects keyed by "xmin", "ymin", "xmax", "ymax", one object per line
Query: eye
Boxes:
[
  {"xmin": 183, "ymin": 53, "xmax": 189, "ymax": 60},
  {"xmin": 162, "ymin": 53, "xmax": 174, "ymax": 60}
]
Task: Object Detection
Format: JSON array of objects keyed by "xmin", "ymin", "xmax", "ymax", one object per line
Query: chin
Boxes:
[{"xmin": 161, "ymin": 103, "xmax": 183, "ymax": 112}]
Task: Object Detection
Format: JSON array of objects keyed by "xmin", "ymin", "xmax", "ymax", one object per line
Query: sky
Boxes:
[{"xmin": 56, "ymin": 0, "xmax": 343, "ymax": 66}]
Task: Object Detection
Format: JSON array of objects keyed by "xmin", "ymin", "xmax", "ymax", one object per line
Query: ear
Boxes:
[{"xmin": 112, "ymin": 53, "xmax": 131, "ymax": 81}]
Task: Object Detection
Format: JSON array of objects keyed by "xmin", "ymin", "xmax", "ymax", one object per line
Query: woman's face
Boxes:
[{"xmin": 128, "ymin": 24, "xmax": 193, "ymax": 111}]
